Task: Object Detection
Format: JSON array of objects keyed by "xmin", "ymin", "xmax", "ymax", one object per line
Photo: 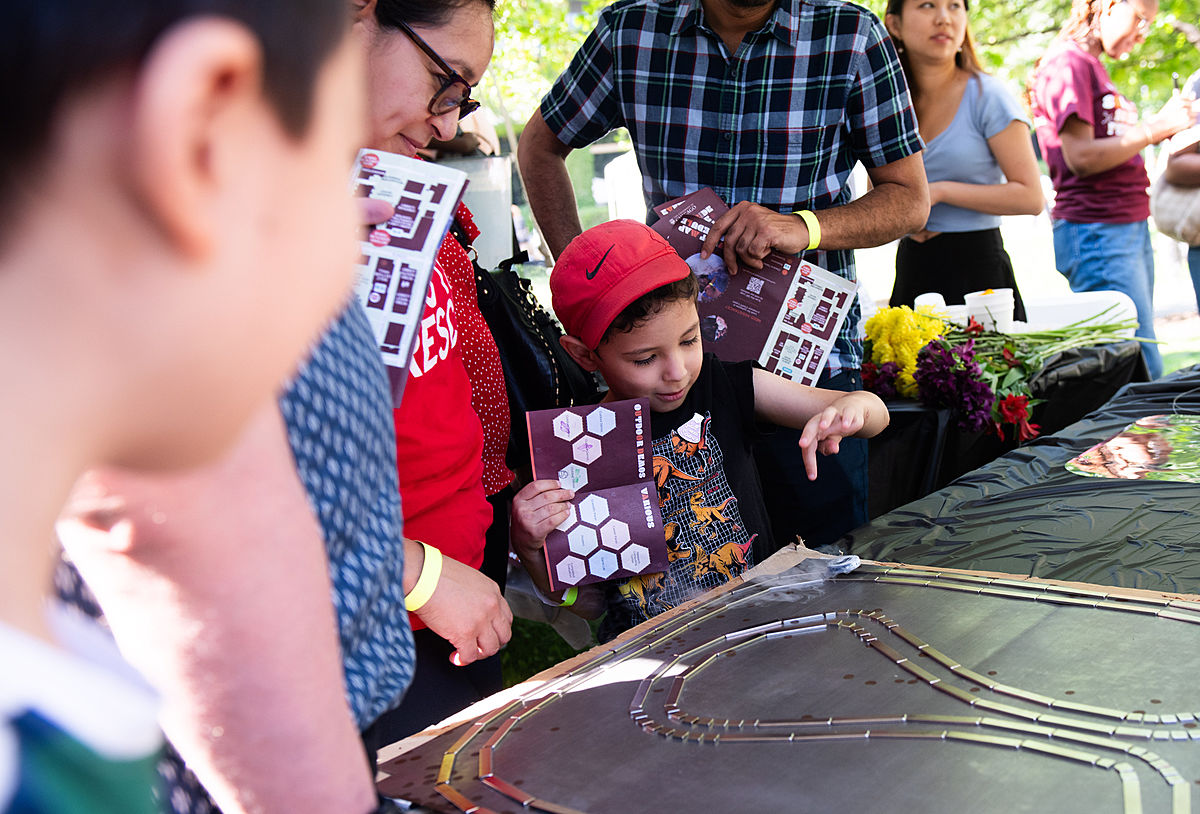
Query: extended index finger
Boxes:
[{"xmin": 700, "ymin": 208, "xmax": 737, "ymax": 260}]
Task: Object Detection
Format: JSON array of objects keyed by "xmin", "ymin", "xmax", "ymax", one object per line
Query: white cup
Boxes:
[{"xmin": 963, "ymin": 288, "xmax": 1014, "ymax": 333}]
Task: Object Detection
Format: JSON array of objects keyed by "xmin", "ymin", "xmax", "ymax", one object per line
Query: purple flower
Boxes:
[
  {"xmin": 913, "ymin": 339, "xmax": 995, "ymax": 432},
  {"xmin": 864, "ymin": 360, "xmax": 901, "ymax": 400}
]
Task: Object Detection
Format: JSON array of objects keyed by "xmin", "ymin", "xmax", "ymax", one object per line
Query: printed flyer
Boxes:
[
  {"xmin": 349, "ymin": 149, "xmax": 468, "ymax": 403},
  {"xmin": 652, "ymin": 188, "xmax": 857, "ymax": 386},
  {"xmin": 527, "ymin": 399, "xmax": 668, "ymax": 589},
  {"xmin": 1067, "ymin": 414, "xmax": 1200, "ymax": 483}
]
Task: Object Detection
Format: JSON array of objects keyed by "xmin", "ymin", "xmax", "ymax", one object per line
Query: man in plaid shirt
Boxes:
[{"xmin": 519, "ymin": 0, "xmax": 928, "ymax": 549}]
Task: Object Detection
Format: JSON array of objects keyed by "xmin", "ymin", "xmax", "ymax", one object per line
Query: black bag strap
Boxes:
[{"xmin": 447, "ymin": 217, "xmax": 528, "ymax": 272}]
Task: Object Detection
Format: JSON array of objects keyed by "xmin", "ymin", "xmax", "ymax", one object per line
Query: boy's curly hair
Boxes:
[{"xmin": 600, "ymin": 274, "xmax": 700, "ymax": 345}]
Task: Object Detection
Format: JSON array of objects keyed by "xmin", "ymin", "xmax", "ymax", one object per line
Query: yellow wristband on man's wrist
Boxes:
[
  {"xmin": 405, "ymin": 542, "xmax": 443, "ymax": 612},
  {"xmin": 793, "ymin": 209, "xmax": 821, "ymax": 251}
]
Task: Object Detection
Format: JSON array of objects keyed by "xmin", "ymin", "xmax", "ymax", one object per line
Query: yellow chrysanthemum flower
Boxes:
[{"xmin": 864, "ymin": 306, "xmax": 945, "ymax": 398}]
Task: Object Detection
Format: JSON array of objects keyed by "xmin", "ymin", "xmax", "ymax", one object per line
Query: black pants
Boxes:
[
  {"xmin": 753, "ymin": 368, "xmax": 869, "ymax": 553},
  {"xmin": 364, "ymin": 628, "xmax": 503, "ymax": 748},
  {"xmin": 890, "ymin": 227, "xmax": 1027, "ymax": 321}
]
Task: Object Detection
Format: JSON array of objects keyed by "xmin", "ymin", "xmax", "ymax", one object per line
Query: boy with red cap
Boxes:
[{"xmin": 511, "ymin": 220, "xmax": 889, "ymax": 638}]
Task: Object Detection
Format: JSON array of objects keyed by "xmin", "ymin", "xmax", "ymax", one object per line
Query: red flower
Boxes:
[
  {"xmin": 965, "ymin": 317, "xmax": 985, "ymax": 336},
  {"xmin": 1002, "ymin": 347, "xmax": 1022, "ymax": 368},
  {"xmin": 995, "ymin": 394, "xmax": 1041, "ymax": 442}
]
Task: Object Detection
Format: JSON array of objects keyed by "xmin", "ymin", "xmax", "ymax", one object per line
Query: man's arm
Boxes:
[
  {"xmin": 701, "ymin": 152, "xmax": 929, "ymax": 271},
  {"xmin": 518, "ymin": 110, "xmax": 583, "ymax": 260},
  {"xmin": 57, "ymin": 403, "xmax": 377, "ymax": 814}
]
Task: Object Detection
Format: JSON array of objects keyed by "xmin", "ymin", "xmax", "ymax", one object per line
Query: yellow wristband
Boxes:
[
  {"xmin": 793, "ymin": 209, "xmax": 821, "ymax": 251},
  {"xmin": 558, "ymin": 587, "xmax": 578, "ymax": 608},
  {"xmin": 405, "ymin": 542, "xmax": 443, "ymax": 612}
]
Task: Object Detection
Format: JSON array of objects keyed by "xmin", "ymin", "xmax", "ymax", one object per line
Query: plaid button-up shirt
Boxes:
[{"xmin": 541, "ymin": 0, "xmax": 922, "ymax": 370}]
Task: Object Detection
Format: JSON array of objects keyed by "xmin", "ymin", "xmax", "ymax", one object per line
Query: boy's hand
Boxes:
[
  {"xmin": 511, "ymin": 479, "xmax": 575, "ymax": 558},
  {"xmin": 796, "ymin": 399, "xmax": 869, "ymax": 480}
]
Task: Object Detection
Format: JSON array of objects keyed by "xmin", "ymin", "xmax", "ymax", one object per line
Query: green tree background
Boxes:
[{"xmin": 482, "ymin": 0, "xmax": 1200, "ymax": 131}]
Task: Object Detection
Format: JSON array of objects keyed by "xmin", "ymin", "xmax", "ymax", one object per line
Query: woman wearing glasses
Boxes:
[
  {"xmin": 1029, "ymin": 0, "xmax": 1198, "ymax": 378},
  {"xmin": 353, "ymin": 0, "xmax": 521, "ymax": 743}
]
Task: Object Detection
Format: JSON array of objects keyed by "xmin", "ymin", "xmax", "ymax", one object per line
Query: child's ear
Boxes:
[
  {"xmin": 125, "ymin": 18, "xmax": 263, "ymax": 259},
  {"xmin": 560, "ymin": 335, "xmax": 601, "ymax": 372}
]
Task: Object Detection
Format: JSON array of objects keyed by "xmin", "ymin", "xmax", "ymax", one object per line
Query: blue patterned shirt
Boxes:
[
  {"xmin": 278, "ymin": 301, "xmax": 415, "ymax": 728},
  {"xmin": 540, "ymin": 0, "xmax": 923, "ymax": 370}
]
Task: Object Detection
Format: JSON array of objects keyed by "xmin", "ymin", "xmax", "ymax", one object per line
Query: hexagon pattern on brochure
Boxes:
[
  {"xmin": 552, "ymin": 410, "xmax": 584, "ymax": 442},
  {"xmin": 540, "ymin": 401, "xmax": 661, "ymax": 587},
  {"xmin": 620, "ymin": 544, "xmax": 651, "ymax": 572},
  {"xmin": 586, "ymin": 406, "xmax": 617, "ymax": 437},
  {"xmin": 578, "ymin": 494, "xmax": 610, "ymax": 525},
  {"xmin": 572, "ymin": 435, "xmax": 602, "ymax": 465},
  {"xmin": 567, "ymin": 525, "xmax": 599, "ymax": 556},
  {"xmin": 558, "ymin": 463, "xmax": 588, "ymax": 492},
  {"xmin": 599, "ymin": 519, "xmax": 630, "ymax": 549},
  {"xmin": 555, "ymin": 555, "xmax": 587, "ymax": 586},
  {"xmin": 587, "ymin": 549, "xmax": 619, "ymax": 579}
]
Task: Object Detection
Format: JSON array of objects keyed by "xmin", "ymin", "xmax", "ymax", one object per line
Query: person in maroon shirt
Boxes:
[{"xmin": 1029, "ymin": 0, "xmax": 1197, "ymax": 379}]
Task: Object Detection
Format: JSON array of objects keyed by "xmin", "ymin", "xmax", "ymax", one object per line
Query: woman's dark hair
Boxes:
[
  {"xmin": 373, "ymin": 0, "xmax": 496, "ymax": 30},
  {"xmin": 883, "ymin": 0, "xmax": 985, "ymax": 98},
  {"xmin": 601, "ymin": 275, "xmax": 702, "ymax": 345},
  {"xmin": 0, "ymin": 0, "xmax": 345, "ymax": 215}
]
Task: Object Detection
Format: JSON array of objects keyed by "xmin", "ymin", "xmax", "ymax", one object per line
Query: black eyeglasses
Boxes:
[{"xmin": 397, "ymin": 20, "xmax": 481, "ymax": 120}]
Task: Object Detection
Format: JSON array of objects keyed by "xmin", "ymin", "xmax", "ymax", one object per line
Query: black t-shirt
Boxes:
[{"xmin": 601, "ymin": 353, "xmax": 773, "ymax": 639}]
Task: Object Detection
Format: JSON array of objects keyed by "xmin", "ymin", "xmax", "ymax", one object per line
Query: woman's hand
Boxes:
[{"xmin": 1146, "ymin": 95, "xmax": 1200, "ymax": 145}]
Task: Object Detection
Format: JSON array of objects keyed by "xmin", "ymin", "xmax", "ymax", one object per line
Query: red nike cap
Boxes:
[{"xmin": 550, "ymin": 219, "xmax": 692, "ymax": 349}]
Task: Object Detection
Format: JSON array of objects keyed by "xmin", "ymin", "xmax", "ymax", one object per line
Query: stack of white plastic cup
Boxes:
[{"xmin": 963, "ymin": 288, "xmax": 1014, "ymax": 333}]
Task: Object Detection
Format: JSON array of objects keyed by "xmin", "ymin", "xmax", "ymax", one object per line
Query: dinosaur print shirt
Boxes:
[{"xmin": 601, "ymin": 354, "xmax": 772, "ymax": 640}]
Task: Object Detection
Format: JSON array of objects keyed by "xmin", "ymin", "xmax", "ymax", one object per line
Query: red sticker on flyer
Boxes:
[
  {"xmin": 368, "ymin": 229, "xmax": 390, "ymax": 247},
  {"xmin": 787, "ymin": 298, "xmax": 799, "ymax": 311},
  {"xmin": 799, "ymin": 264, "xmax": 812, "ymax": 277},
  {"xmin": 361, "ymin": 153, "xmax": 380, "ymax": 169},
  {"xmin": 800, "ymin": 323, "xmax": 813, "ymax": 334}
]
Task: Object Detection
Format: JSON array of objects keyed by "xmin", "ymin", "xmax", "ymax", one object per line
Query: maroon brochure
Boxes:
[{"xmin": 527, "ymin": 399, "xmax": 668, "ymax": 590}]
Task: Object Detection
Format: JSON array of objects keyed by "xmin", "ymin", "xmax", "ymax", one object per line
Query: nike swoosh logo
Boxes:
[{"xmin": 586, "ymin": 246, "xmax": 615, "ymax": 279}]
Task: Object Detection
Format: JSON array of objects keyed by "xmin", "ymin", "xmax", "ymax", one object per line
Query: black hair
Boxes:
[
  {"xmin": 0, "ymin": 0, "xmax": 346, "ymax": 217},
  {"xmin": 373, "ymin": 0, "xmax": 497, "ymax": 31},
  {"xmin": 600, "ymin": 275, "xmax": 701, "ymax": 345}
]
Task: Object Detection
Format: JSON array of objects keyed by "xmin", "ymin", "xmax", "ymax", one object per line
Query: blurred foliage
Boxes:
[
  {"xmin": 483, "ymin": 0, "xmax": 1199, "ymax": 130},
  {"xmin": 865, "ymin": 0, "xmax": 1200, "ymax": 111}
]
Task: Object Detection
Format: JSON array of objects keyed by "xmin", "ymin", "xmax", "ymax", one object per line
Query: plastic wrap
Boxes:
[{"xmin": 851, "ymin": 363, "xmax": 1200, "ymax": 594}]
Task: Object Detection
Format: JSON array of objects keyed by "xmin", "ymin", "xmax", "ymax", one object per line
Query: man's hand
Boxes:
[
  {"xmin": 700, "ymin": 201, "xmax": 809, "ymax": 272},
  {"xmin": 414, "ymin": 551, "xmax": 513, "ymax": 667}
]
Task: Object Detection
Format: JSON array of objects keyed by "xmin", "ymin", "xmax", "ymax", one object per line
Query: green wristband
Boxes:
[{"xmin": 558, "ymin": 587, "xmax": 578, "ymax": 608}]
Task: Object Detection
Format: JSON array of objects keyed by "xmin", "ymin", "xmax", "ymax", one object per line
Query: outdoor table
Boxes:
[
  {"xmin": 376, "ymin": 546, "xmax": 1200, "ymax": 813},
  {"xmin": 851, "ymin": 364, "xmax": 1200, "ymax": 593},
  {"xmin": 868, "ymin": 339, "xmax": 1148, "ymax": 519}
]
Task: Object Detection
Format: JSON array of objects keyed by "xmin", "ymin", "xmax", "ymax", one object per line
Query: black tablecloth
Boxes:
[
  {"xmin": 849, "ymin": 364, "xmax": 1200, "ymax": 594},
  {"xmin": 868, "ymin": 340, "xmax": 1149, "ymax": 518}
]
